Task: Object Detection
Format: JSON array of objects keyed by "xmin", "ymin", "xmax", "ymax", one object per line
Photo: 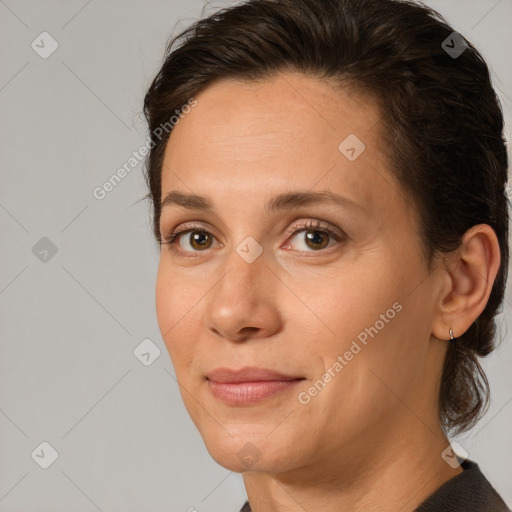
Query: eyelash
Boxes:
[{"xmin": 160, "ymin": 220, "xmax": 345, "ymax": 256}]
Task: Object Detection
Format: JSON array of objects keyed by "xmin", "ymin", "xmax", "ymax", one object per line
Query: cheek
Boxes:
[
  {"xmin": 299, "ymin": 263, "xmax": 394, "ymax": 350},
  {"xmin": 305, "ymin": 257, "xmax": 423, "ymax": 385},
  {"xmin": 155, "ymin": 261, "xmax": 196, "ymax": 371},
  {"xmin": 155, "ymin": 258, "xmax": 195, "ymax": 330}
]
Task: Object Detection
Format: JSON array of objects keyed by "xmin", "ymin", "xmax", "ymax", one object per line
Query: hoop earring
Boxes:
[{"xmin": 449, "ymin": 329, "xmax": 455, "ymax": 341}]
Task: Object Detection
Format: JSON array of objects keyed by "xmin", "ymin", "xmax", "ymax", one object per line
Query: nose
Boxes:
[{"xmin": 204, "ymin": 245, "xmax": 282, "ymax": 343}]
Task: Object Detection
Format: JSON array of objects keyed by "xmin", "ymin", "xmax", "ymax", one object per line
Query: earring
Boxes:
[{"xmin": 449, "ymin": 329, "xmax": 455, "ymax": 341}]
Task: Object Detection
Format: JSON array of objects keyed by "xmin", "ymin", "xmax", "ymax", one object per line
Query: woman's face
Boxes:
[{"xmin": 156, "ymin": 72, "xmax": 447, "ymax": 473}]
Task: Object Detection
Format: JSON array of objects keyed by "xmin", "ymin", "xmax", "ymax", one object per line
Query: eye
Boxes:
[
  {"xmin": 161, "ymin": 223, "xmax": 221, "ymax": 255},
  {"xmin": 283, "ymin": 220, "xmax": 344, "ymax": 252}
]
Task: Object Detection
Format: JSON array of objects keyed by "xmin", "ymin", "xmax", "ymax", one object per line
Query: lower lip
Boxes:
[{"xmin": 207, "ymin": 379, "xmax": 303, "ymax": 405}]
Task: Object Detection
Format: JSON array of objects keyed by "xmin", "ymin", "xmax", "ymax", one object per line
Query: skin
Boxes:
[{"xmin": 155, "ymin": 71, "xmax": 501, "ymax": 512}]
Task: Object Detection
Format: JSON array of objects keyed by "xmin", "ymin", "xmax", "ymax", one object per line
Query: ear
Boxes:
[{"xmin": 432, "ymin": 224, "xmax": 501, "ymax": 341}]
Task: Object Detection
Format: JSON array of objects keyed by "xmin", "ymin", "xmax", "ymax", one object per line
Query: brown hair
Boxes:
[{"xmin": 143, "ymin": 0, "xmax": 510, "ymax": 435}]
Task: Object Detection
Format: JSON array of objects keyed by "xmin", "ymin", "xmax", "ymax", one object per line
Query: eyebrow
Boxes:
[{"xmin": 160, "ymin": 189, "xmax": 367, "ymax": 215}]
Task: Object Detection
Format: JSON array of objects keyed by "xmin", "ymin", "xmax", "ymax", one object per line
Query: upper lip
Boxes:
[{"xmin": 206, "ymin": 366, "xmax": 304, "ymax": 383}]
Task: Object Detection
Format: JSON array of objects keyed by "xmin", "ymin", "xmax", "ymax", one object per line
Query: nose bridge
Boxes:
[{"xmin": 220, "ymin": 234, "xmax": 267, "ymax": 298}]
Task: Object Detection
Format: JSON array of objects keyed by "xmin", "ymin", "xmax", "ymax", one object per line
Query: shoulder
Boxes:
[{"xmin": 414, "ymin": 459, "xmax": 510, "ymax": 512}]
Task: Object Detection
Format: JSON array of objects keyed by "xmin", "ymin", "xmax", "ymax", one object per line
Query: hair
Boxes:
[{"xmin": 143, "ymin": 0, "xmax": 510, "ymax": 435}]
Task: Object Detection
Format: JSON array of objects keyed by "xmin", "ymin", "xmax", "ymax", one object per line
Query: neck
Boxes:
[{"xmin": 242, "ymin": 421, "xmax": 463, "ymax": 512}]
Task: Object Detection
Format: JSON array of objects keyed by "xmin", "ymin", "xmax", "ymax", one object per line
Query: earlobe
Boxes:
[{"xmin": 432, "ymin": 224, "xmax": 501, "ymax": 341}]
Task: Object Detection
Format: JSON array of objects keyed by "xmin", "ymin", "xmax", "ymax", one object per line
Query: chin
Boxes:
[{"xmin": 199, "ymin": 425, "xmax": 302, "ymax": 473}]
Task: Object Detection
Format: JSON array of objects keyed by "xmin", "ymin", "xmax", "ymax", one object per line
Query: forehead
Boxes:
[
  {"xmin": 166, "ymin": 72, "xmax": 381, "ymax": 152},
  {"xmin": 161, "ymin": 72, "xmax": 393, "ymax": 214}
]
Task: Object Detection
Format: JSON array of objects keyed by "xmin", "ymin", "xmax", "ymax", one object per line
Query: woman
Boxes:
[{"xmin": 142, "ymin": 0, "xmax": 510, "ymax": 510}]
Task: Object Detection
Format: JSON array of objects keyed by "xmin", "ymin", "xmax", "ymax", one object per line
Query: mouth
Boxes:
[{"xmin": 205, "ymin": 366, "xmax": 306, "ymax": 406}]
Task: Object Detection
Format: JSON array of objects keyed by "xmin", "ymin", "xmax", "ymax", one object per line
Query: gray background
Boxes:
[{"xmin": 0, "ymin": 0, "xmax": 510, "ymax": 510}]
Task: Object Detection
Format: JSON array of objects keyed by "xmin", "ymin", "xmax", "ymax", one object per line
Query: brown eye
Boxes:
[
  {"xmin": 184, "ymin": 230, "xmax": 213, "ymax": 251},
  {"xmin": 303, "ymin": 230, "xmax": 330, "ymax": 250},
  {"xmin": 285, "ymin": 220, "xmax": 342, "ymax": 252}
]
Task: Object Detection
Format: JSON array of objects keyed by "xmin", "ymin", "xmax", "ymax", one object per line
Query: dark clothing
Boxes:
[
  {"xmin": 239, "ymin": 459, "xmax": 510, "ymax": 511},
  {"xmin": 415, "ymin": 459, "xmax": 510, "ymax": 511}
]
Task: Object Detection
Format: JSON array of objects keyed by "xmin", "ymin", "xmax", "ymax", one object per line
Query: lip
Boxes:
[
  {"xmin": 206, "ymin": 366, "xmax": 304, "ymax": 383},
  {"xmin": 206, "ymin": 366, "xmax": 305, "ymax": 406}
]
